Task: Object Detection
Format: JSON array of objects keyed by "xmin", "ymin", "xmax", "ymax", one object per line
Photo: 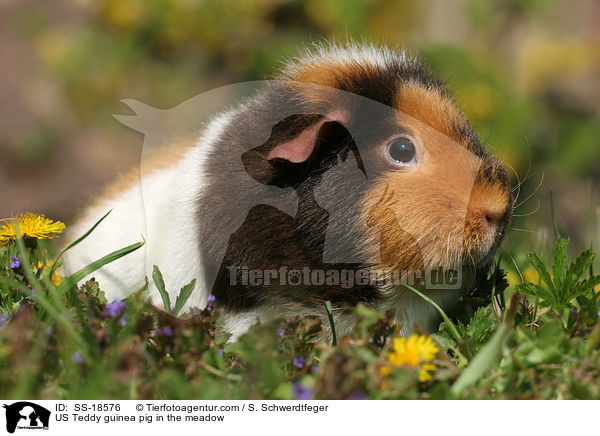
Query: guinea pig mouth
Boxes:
[
  {"xmin": 463, "ymin": 235, "xmax": 505, "ymax": 269},
  {"xmin": 469, "ymin": 248, "xmax": 497, "ymax": 269}
]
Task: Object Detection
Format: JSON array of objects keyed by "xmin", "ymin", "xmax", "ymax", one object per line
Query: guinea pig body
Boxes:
[{"xmin": 64, "ymin": 42, "xmax": 512, "ymax": 339}]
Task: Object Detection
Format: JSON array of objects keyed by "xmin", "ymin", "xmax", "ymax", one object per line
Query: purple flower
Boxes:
[
  {"xmin": 9, "ymin": 256, "xmax": 20, "ymax": 269},
  {"xmin": 347, "ymin": 392, "xmax": 367, "ymax": 400},
  {"xmin": 71, "ymin": 351, "xmax": 85, "ymax": 363},
  {"xmin": 158, "ymin": 326, "xmax": 173, "ymax": 336},
  {"xmin": 218, "ymin": 348, "xmax": 224, "ymax": 356},
  {"xmin": 293, "ymin": 356, "xmax": 304, "ymax": 369},
  {"xmin": 25, "ymin": 289, "xmax": 37, "ymax": 300},
  {"xmin": 206, "ymin": 294, "xmax": 216, "ymax": 311},
  {"xmin": 104, "ymin": 298, "xmax": 126, "ymax": 317},
  {"xmin": 45, "ymin": 326, "xmax": 53, "ymax": 335},
  {"xmin": 277, "ymin": 328, "xmax": 285, "ymax": 337},
  {"xmin": 119, "ymin": 313, "xmax": 128, "ymax": 326},
  {"xmin": 311, "ymin": 365, "xmax": 319, "ymax": 373},
  {"xmin": 292, "ymin": 382, "xmax": 312, "ymax": 400},
  {"xmin": 0, "ymin": 315, "xmax": 10, "ymax": 326}
]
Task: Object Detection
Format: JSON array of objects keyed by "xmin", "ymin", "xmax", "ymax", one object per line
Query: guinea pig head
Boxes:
[
  {"xmin": 359, "ymin": 82, "xmax": 513, "ymax": 276},
  {"xmin": 276, "ymin": 46, "xmax": 513, "ymax": 282}
]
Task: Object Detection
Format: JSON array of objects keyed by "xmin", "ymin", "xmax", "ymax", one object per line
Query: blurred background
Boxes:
[{"xmin": 1, "ymin": 0, "xmax": 599, "ymax": 261}]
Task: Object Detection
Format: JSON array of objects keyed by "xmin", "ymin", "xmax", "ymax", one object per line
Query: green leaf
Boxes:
[
  {"xmin": 465, "ymin": 307, "xmax": 495, "ymax": 343},
  {"xmin": 527, "ymin": 252, "xmax": 555, "ymax": 292},
  {"xmin": 56, "ymin": 241, "xmax": 144, "ymax": 296},
  {"xmin": 569, "ymin": 276, "xmax": 600, "ymax": 301},
  {"xmin": 152, "ymin": 265, "xmax": 171, "ymax": 313},
  {"xmin": 566, "ymin": 250, "xmax": 595, "ymax": 289},
  {"xmin": 517, "ymin": 282, "xmax": 555, "ymax": 302},
  {"xmin": 552, "ymin": 238, "xmax": 568, "ymax": 291},
  {"xmin": 173, "ymin": 279, "xmax": 197, "ymax": 316}
]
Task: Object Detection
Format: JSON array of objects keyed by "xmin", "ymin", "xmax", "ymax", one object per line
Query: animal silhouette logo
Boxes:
[
  {"xmin": 108, "ymin": 81, "xmax": 482, "ymax": 307},
  {"xmin": 3, "ymin": 402, "xmax": 50, "ymax": 433}
]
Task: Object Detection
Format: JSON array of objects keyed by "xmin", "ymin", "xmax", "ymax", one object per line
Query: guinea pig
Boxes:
[{"xmin": 63, "ymin": 42, "xmax": 513, "ymax": 339}]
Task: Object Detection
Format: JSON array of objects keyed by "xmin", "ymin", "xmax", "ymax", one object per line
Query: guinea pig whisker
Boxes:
[
  {"xmin": 512, "ymin": 200, "xmax": 541, "ymax": 217},
  {"xmin": 510, "ymin": 227, "xmax": 537, "ymax": 233},
  {"xmin": 505, "ymin": 159, "xmax": 524, "ymax": 203},
  {"xmin": 405, "ymin": 223, "xmax": 439, "ymax": 252},
  {"xmin": 514, "ymin": 169, "xmax": 544, "ymax": 209},
  {"xmin": 516, "ymin": 136, "xmax": 534, "ymax": 192},
  {"xmin": 445, "ymin": 233, "xmax": 452, "ymax": 266},
  {"xmin": 469, "ymin": 251, "xmax": 476, "ymax": 268},
  {"xmin": 509, "ymin": 254, "xmax": 525, "ymax": 283},
  {"xmin": 509, "ymin": 140, "xmax": 535, "ymax": 206}
]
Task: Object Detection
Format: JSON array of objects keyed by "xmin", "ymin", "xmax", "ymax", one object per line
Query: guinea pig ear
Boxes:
[{"xmin": 266, "ymin": 110, "xmax": 349, "ymax": 163}]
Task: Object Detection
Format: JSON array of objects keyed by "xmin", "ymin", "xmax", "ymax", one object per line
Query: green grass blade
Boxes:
[
  {"xmin": 405, "ymin": 285, "xmax": 462, "ymax": 344},
  {"xmin": 56, "ymin": 241, "xmax": 144, "ymax": 296},
  {"xmin": 490, "ymin": 257, "xmax": 502, "ymax": 321},
  {"xmin": 324, "ymin": 300, "xmax": 338, "ymax": 346},
  {"xmin": 152, "ymin": 265, "xmax": 171, "ymax": 313},
  {"xmin": 549, "ymin": 191, "xmax": 561, "ymax": 240},
  {"xmin": 174, "ymin": 279, "xmax": 197, "ymax": 315},
  {"xmin": 450, "ymin": 293, "xmax": 519, "ymax": 397},
  {"xmin": 49, "ymin": 209, "xmax": 112, "ymax": 279}
]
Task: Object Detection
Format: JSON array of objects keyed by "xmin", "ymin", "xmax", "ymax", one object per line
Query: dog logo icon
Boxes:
[{"xmin": 3, "ymin": 402, "xmax": 50, "ymax": 433}]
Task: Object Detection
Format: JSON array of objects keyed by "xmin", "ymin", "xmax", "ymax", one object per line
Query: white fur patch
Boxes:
[{"xmin": 63, "ymin": 111, "xmax": 234, "ymax": 310}]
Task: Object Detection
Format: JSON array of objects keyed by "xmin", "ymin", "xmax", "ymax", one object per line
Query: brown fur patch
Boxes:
[
  {"xmin": 395, "ymin": 81, "xmax": 467, "ymax": 142},
  {"xmin": 284, "ymin": 62, "xmax": 368, "ymax": 108},
  {"xmin": 358, "ymin": 115, "xmax": 506, "ymax": 273},
  {"xmin": 288, "ymin": 62, "xmax": 347, "ymax": 89}
]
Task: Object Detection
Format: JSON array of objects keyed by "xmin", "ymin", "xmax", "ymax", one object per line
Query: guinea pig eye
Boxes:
[{"xmin": 386, "ymin": 137, "xmax": 417, "ymax": 165}]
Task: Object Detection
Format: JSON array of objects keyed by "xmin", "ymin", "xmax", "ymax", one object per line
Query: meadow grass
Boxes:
[{"xmin": 1, "ymin": 211, "xmax": 600, "ymax": 400}]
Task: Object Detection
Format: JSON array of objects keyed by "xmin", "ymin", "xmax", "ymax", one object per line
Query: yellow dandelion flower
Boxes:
[
  {"xmin": 0, "ymin": 214, "xmax": 65, "ymax": 246},
  {"xmin": 36, "ymin": 261, "xmax": 63, "ymax": 286},
  {"xmin": 386, "ymin": 334, "xmax": 439, "ymax": 382}
]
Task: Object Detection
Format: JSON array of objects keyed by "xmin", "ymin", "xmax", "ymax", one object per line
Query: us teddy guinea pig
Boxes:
[{"xmin": 64, "ymin": 42, "xmax": 513, "ymax": 340}]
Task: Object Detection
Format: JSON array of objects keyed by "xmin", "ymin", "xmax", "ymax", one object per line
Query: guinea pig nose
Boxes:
[{"xmin": 483, "ymin": 209, "xmax": 504, "ymax": 228}]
